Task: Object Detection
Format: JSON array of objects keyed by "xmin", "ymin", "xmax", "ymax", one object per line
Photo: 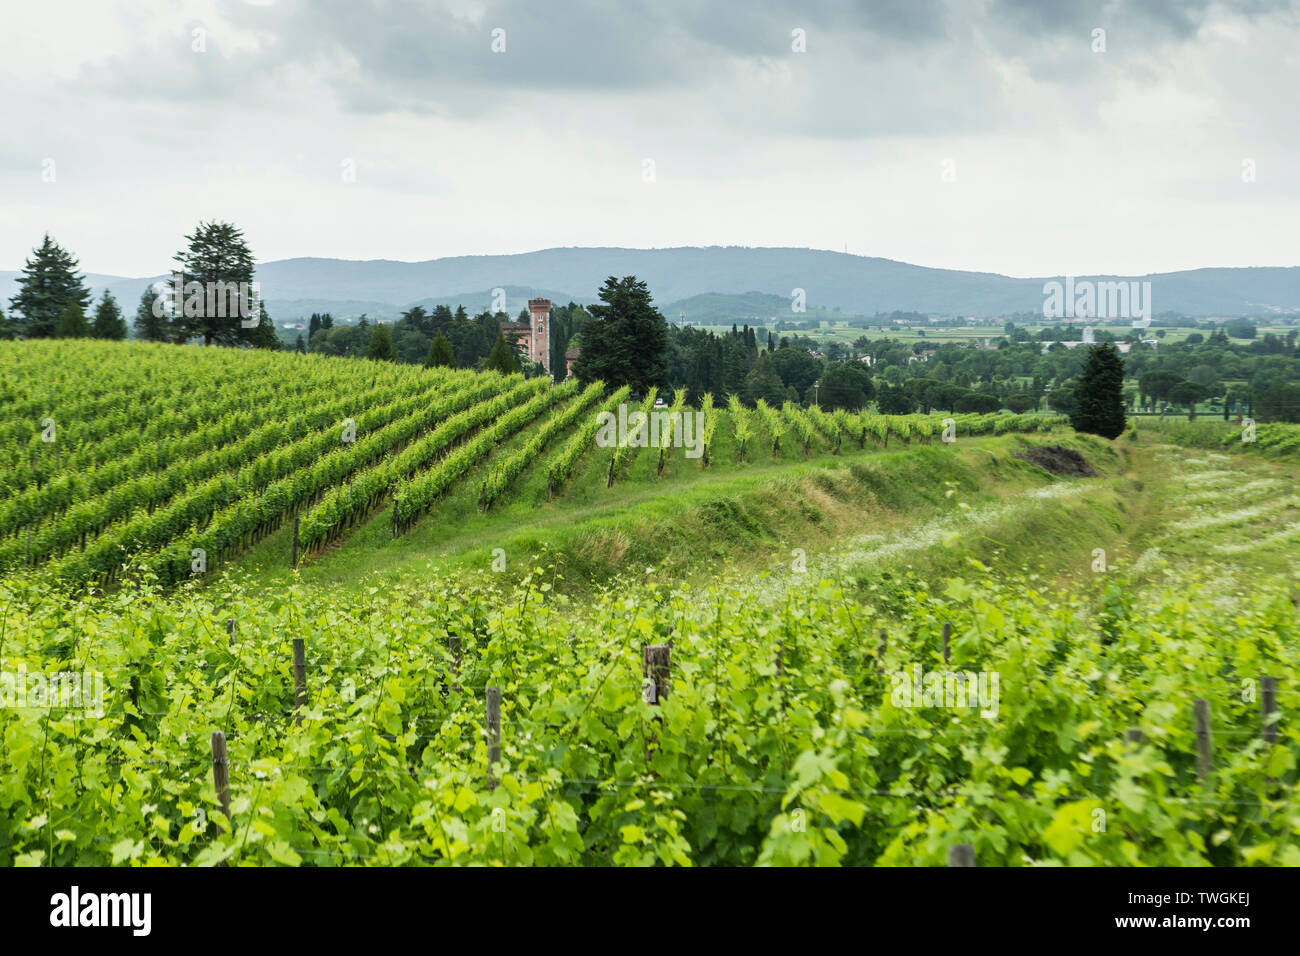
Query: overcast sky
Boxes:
[{"xmin": 1, "ymin": 0, "xmax": 1297, "ymax": 278}]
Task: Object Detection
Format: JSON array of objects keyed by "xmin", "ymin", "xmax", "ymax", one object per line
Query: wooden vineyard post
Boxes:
[
  {"xmin": 877, "ymin": 628, "xmax": 888, "ymax": 676},
  {"xmin": 948, "ymin": 844, "xmax": 975, "ymax": 867},
  {"xmin": 479, "ymin": 483, "xmax": 486, "ymax": 513},
  {"xmin": 643, "ymin": 645, "xmax": 671, "ymax": 705},
  {"xmin": 211, "ymin": 732, "xmax": 231, "ymax": 872},
  {"xmin": 1261, "ymin": 677, "xmax": 1278, "ymax": 745},
  {"xmin": 448, "ymin": 635, "xmax": 461, "ymax": 692},
  {"xmin": 547, "ymin": 468, "xmax": 553, "ymax": 502},
  {"xmin": 942, "ymin": 622, "xmax": 952, "ymax": 665},
  {"xmin": 292, "ymin": 638, "xmax": 308, "ymax": 726},
  {"xmin": 834, "ymin": 433, "xmax": 841, "ymax": 455},
  {"xmin": 658, "ymin": 446, "xmax": 665, "ymax": 475},
  {"xmin": 1193, "ymin": 698, "xmax": 1213, "ymax": 782},
  {"xmin": 774, "ymin": 639, "xmax": 787, "ymax": 714},
  {"xmin": 607, "ymin": 455, "xmax": 616, "ymax": 488},
  {"xmin": 643, "ymin": 644, "xmax": 670, "ymax": 762},
  {"xmin": 25, "ymin": 525, "xmax": 31, "ymax": 567},
  {"xmin": 291, "ymin": 516, "xmax": 300, "ymax": 569},
  {"xmin": 486, "ymin": 686, "xmax": 501, "ymax": 789},
  {"xmin": 211, "ymin": 730, "xmax": 232, "ymax": 830},
  {"xmin": 227, "ymin": 618, "xmax": 237, "ymax": 647}
]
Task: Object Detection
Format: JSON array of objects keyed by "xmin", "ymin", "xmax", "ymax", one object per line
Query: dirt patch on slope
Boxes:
[{"xmin": 1015, "ymin": 445, "xmax": 1097, "ymax": 477}]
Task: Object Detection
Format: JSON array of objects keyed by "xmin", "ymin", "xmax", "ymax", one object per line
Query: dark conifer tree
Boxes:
[{"xmin": 1071, "ymin": 343, "xmax": 1127, "ymax": 439}]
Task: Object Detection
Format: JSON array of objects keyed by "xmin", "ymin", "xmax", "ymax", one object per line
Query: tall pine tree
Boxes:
[
  {"xmin": 173, "ymin": 221, "xmax": 257, "ymax": 346},
  {"xmin": 570, "ymin": 275, "xmax": 668, "ymax": 396},
  {"xmin": 1071, "ymin": 343, "xmax": 1126, "ymax": 439},
  {"xmin": 134, "ymin": 285, "xmax": 172, "ymax": 342},
  {"xmin": 8, "ymin": 234, "xmax": 90, "ymax": 338},
  {"xmin": 91, "ymin": 291, "xmax": 128, "ymax": 340}
]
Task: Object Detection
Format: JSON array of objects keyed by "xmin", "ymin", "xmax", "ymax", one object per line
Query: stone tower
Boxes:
[{"xmin": 529, "ymin": 298, "xmax": 551, "ymax": 373}]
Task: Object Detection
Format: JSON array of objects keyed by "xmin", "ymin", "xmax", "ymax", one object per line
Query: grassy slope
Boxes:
[
  {"xmin": 230, "ymin": 384, "xmax": 1299, "ymax": 611},
  {"xmin": 235, "ymin": 424, "xmax": 1136, "ymax": 596}
]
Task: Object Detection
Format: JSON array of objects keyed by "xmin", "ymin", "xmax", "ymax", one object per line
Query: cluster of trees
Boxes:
[
  {"xmin": 8, "ymin": 231, "xmax": 1296, "ymax": 425},
  {"xmin": 304, "ymin": 299, "xmax": 590, "ymax": 380},
  {"xmin": 131, "ymin": 222, "xmax": 279, "ymax": 349},
  {"xmin": 566, "ymin": 278, "xmax": 887, "ymax": 411},
  {"xmin": 2, "ymin": 235, "xmax": 128, "ymax": 341},
  {"xmin": 3, "ymin": 225, "xmax": 279, "ymax": 349},
  {"xmin": 563, "ymin": 277, "xmax": 1065, "ymax": 413},
  {"xmin": 1128, "ymin": 328, "xmax": 1300, "ymax": 421},
  {"xmin": 568, "ymin": 278, "xmax": 1300, "ymax": 428}
]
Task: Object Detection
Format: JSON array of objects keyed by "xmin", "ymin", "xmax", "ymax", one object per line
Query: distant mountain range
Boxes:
[{"xmin": 3, "ymin": 247, "xmax": 1298, "ymax": 324}]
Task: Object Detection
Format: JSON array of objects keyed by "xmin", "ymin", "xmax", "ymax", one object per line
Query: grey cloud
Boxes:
[
  {"xmin": 57, "ymin": 0, "xmax": 1300, "ymax": 141},
  {"xmin": 986, "ymin": 0, "xmax": 1295, "ymax": 39}
]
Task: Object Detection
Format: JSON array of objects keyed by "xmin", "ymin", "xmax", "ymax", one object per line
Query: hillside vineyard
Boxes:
[
  {"xmin": 0, "ymin": 341, "xmax": 1063, "ymax": 587},
  {"xmin": 2, "ymin": 339, "xmax": 1298, "ymax": 868}
]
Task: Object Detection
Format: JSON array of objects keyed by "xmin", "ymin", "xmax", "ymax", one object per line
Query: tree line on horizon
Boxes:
[
  {"xmin": 2, "ymin": 226, "xmax": 280, "ymax": 349},
  {"xmin": 5, "ymin": 226, "xmax": 1299, "ymax": 424}
]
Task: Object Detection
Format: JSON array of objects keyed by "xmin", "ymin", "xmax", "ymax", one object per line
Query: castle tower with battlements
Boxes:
[
  {"xmin": 528, "ymin": 298, "xmax": 550, "ymax": 372},
  {"xmin": 499, "ymin": 297, "xmax": 552, "ymax": 374}
]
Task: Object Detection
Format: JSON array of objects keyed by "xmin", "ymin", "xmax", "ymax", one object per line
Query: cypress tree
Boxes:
[
  {"xmin": 486, "ymin": 331, "xmax": 519, "ymax": 374},
  {"xmin": 365, "ymin": 323, "xmax": 396, "ymax": 361},
  {"xmin": 250, "ymin": 302, "xmax": 281, "ymax": 349},
  {"xmin": 134, "ymin": 285, "xmax": 172, "ymax": 342},
  {"xmin": 91, "ymin": 291, "xmax": 128, "ymax": 340},
  {"xmin": 427, "ymin": 332, "xmax": 455, "ymax": 368},
  {"xmin": 1071, "ymin": 343, "xmax": 1126, "ymax": 439}
]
